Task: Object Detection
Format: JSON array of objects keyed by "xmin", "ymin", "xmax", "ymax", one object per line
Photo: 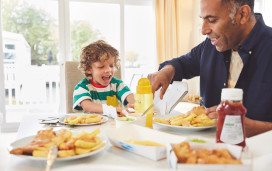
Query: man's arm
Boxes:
[
  {"xmin": 206, "ymin": 105, "xmax": 272, "ymax": 137},
  {"xmin": 245, "ymin": 117, "xmax": 272, "ymax": 137}
]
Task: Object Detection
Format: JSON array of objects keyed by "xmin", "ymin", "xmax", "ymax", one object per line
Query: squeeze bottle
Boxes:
[
  {"xmin": 216, "ymin": 88, "xmax": 247, "ymax": 148},
  {"xmin": 134, "ymin": 78, "xmax": 153, "ymax": 127}
]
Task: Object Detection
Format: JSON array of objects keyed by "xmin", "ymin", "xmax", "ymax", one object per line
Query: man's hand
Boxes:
[
  {"xmin": 205, "ymin": 105, "xmax": 218, "ymax": 119},
  {"xmin": 147, "ymin": 65, "xmax": 175, "ymax": 99}
]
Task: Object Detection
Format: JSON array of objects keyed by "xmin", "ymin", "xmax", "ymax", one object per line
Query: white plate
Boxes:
[
  {"xmin": 59, "ymin": 113, "xmax": 108, "ymax": 126},
  {"xmin": 153, "ymin": 114, "xmax": 216, "ymax": 131},
  {"xmin": 8, "ymin": 134, "xmax": 108, "ymax": 161}
]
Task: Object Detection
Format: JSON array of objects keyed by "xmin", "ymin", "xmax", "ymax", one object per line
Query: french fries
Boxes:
[
  {"xmin": 64, "ymin": 114, "xmax": 102, "ymax": 125},
  {"xmin": 23, "ymin": 128, "xmax": 105, "ymax": 158},
  {"xmin": 154, "ymin": 106, "xmax": 215, "ymax": 127},
  {"xmin": 58, "ymin": 149, "xmax": 75, "ymax": 158},
  {"xmin": 33, "ymin": 150, "xmax": 48, "ymax": 157}
]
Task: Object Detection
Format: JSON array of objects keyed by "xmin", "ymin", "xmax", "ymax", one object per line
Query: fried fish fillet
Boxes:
[
  {"xmin": 187, "ymin": 106, "xmax": 206, "ymax": 116},
  {"xmin": 10, "ymin": 128, "xmax": 56, "ymax": 155},
  {"xmin": 173, "ymin": 141, "xmax": 242, "ymax": 164}
]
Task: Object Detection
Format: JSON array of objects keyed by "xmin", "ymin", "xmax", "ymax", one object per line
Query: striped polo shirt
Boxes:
[{"xmin": 73, "ymin": 77, "xmax": 132, "ymax": 111}]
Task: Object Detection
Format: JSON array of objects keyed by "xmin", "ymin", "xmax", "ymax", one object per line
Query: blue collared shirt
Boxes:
[{"xmin": 159, "ymin": 14, "xmax": 272, "ymax": 122}]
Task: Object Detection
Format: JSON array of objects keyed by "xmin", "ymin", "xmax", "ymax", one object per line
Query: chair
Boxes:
[{"xmin": 64, "ymin": 61, "xmax": 121, "ymax": 113}]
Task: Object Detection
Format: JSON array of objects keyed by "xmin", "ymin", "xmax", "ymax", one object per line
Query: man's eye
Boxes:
[{"xmin": 208, "ymin": 19, "xmax": 217, "ymax": 23}]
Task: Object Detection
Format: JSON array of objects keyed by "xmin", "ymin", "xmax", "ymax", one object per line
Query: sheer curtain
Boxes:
[{"xmin": 155, "ymin": 0, "xmax": 201, "ymax": 99}]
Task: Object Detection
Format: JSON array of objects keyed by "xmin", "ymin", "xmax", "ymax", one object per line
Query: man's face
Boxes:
[{"xmin": 200, "ymin": 0, "xmax": 243, "ymax": 52}]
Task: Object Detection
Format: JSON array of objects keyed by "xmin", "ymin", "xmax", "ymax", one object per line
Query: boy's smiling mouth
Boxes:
[{"xmin": 102, "ymin": 75, "xmax": 112, "ymax": 82}]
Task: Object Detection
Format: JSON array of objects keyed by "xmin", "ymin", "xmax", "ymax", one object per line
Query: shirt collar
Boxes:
[
  {"xmin": 238, "ymin": 13, "xmax": 266, "ymax": 53},
  {"xmin": 90, "ymin": 79, "xmax": 107, "ymax": 88}
]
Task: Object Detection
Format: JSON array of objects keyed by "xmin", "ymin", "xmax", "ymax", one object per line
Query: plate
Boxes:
[
  {"xmin": 59, "ymin": 113, "xmax": 108, "ymax": 126},
  {"xmin": 8, "ymin": 134, "xmax": 108, "ymax": 161},
  {"xmin": 153, "ymin": 114, "xmax": 216, "ymax": 131}
]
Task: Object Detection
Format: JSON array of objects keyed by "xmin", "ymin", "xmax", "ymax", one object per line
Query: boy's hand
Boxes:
[
  {"xmin": 127, "ymin": 104, "xmax": 134, "ymax": 109},
  {"xmin": 116, "ymin": 107, "xmax": 130, "ymax": 117}
]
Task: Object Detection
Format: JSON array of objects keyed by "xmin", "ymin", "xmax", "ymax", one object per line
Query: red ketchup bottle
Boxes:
[{"xmin": 216, "ymin": 88, "xmax": 247, "ymax": 148}]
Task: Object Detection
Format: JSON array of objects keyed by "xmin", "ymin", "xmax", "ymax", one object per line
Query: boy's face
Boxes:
[{"xmin": 86, "ymin": 55, "xmax": 115, "ymax": 86}]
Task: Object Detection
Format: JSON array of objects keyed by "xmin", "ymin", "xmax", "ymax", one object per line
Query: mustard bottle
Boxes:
[{"xmin": 134, "ymin": 78, "xmax": 153, "ymax": 127}]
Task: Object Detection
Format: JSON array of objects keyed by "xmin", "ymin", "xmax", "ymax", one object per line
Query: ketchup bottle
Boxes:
[{"xmin": 216, "ymin": 88, "xmax": 247, "ymax": 148}]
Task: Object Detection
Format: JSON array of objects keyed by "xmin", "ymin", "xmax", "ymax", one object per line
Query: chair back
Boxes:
[{"xmin": 64, "ymin": 61, "xmax": 121, "ymax": 113}]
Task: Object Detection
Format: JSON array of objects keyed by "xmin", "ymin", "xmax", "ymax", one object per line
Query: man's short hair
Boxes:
[{"xmin": 221, "ymin": 0, "xmax": 255, "ymax": 15}]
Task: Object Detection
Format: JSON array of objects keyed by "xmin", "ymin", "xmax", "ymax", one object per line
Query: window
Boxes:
[
  {"xmin": 5, "ymin": 44, "xmax": 15, "ymax": 50},
  {"xmin": 4, "ymin": 53, "xmax": 16, "ymax": 60},
  {"xmin": 68, "ymin": 0, "xmax": 157, "ymax": 92},
  {"xmin": 255, "ymin": 0, "xmax": 272, "ymax": 27},
  {"xmin": 69, "ymin": 1, "xmax": 120, "ymax": 61},
  {"xmin": 0, "ymin": 0, "xmax": 156, "ymax": 131},
  {"xmin": 124, "ymin": 1, "xmax": 157, "ymax": 92},
  {"xmin": 0, "ymin": 0, "xmax": 60, "ymax": 131}
]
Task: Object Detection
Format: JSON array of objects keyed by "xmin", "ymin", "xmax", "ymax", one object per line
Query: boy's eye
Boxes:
[{"xmin": 98, "ymin": 66, "xmax": 104, "ymax": 69}]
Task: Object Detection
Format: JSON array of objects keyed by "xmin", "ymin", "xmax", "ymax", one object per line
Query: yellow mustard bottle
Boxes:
[{"xmin": 134, "ymin": 78, "xmax": 153, "ymax": 127}]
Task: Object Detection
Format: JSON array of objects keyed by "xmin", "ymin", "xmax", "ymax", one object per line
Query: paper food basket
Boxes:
[
  {"xmin": 167, "ymin": 142, "xmax": 252, "ymax": 170},
  {"xmin": 105, "ymin": 124, "xmax": 186, "ymax": 161}
]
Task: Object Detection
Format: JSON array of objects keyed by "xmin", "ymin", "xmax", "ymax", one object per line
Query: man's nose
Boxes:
[{"xmin": 201, "ymin": 21, "xmax": 211, "ymax": 35}]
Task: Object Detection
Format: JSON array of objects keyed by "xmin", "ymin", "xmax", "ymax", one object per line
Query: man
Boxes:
[{"xmin": 148, "ymin": 0, "xmax": 272, "ymax": 137}]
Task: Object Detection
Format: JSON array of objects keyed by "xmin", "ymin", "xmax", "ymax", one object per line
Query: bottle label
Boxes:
[{"xmin": 220, "ymin": 115, "xmax": 244, "ymax": 144}]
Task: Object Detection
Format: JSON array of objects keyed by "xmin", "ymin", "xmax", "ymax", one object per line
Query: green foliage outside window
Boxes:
[{"xmin": 2, "ymin": 0, "xmax": 103, "ymax": 64}]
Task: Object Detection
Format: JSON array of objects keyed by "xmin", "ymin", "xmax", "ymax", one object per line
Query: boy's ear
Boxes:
[{"xmin": 86, "ymin": 69, "xmax": 92, "ymax": 75}]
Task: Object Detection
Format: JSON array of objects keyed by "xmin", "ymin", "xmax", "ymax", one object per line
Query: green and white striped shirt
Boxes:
[{"xmin": 73, "ymin": 77, "xmax": 132, "ymax": 111}]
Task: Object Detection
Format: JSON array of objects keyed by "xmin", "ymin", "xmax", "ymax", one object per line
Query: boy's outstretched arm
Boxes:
[{"xmin": 125, "ymin": 93, "xmax": 135, "ymax": 106}]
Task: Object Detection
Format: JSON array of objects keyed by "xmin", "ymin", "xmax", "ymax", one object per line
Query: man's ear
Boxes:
[{"xmin": 237, "ymin": 5, "xmax": 251, "ymax": 24}]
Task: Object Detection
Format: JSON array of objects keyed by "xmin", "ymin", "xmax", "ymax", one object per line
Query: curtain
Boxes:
[
  {"xmin": 155, "ymin": 0, "xmax": 195, "ymax": 63},
  {"xmin": 155, "ymin": 0, "xmax": 201, "ymax": 98}
]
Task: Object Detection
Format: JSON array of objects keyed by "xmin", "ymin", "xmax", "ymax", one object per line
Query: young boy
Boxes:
[{"xmin": 73, "ymin": 40, "xmax": 134, "ymax": 118}]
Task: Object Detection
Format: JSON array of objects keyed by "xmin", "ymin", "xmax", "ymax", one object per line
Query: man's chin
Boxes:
[{"xmin": 215, "ymin": 46, "xmax": 227, "ymax": 52}]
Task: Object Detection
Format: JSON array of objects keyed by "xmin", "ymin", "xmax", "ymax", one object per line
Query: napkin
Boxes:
[{"xmin": 153, "ymin": 81, "xmax": 188, "ymax": 115}]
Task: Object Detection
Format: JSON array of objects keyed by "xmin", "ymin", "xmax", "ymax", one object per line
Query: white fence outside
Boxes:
[{"xmin": 4, "ymin": 64, "xmax": 60, "ymax": 114}]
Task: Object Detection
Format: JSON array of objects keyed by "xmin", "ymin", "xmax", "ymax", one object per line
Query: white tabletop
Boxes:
[{"xmin": 6, "ymin": 102, "xmax": 272, "ymax": 171}]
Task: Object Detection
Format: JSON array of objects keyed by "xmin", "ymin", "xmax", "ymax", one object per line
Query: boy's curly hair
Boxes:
[{"xmin": 78, "ymin": 40, "xmax": 120, "ymax": 78}]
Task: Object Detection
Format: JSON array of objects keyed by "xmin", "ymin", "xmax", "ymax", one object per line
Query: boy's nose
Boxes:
[{"xmin": 105, "ymin": 66, "xmax": 112, "ymax": 73}]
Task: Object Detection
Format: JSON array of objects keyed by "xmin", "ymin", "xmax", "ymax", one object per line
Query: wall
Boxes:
[{"xmin": 179, "ymin": 0, "xmax": 203, "ymax": 100}]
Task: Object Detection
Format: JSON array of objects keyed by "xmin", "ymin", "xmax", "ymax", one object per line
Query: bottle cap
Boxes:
[
  {"xmin": 136, "ymin": 78, "xmax": 152, "ymax": 94},
  {"xmin": 221, "ymin": 88, "xmax": 243, "ymax": 101}
]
